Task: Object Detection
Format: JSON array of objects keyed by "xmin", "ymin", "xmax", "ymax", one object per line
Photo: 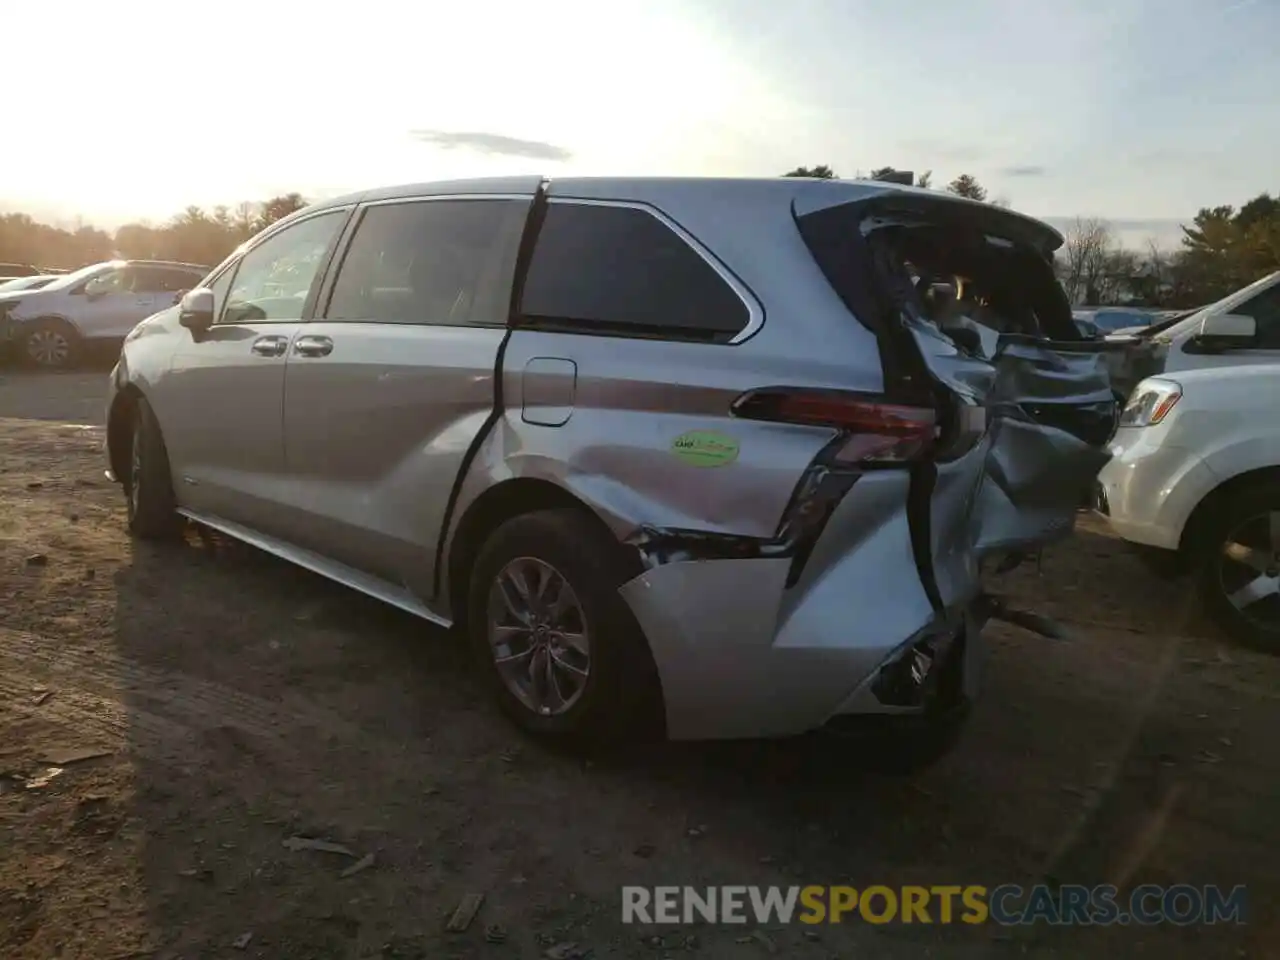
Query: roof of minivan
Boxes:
[{"xmin": 304, "ymin": 175, "xmax": 1065, "ymax": 249}]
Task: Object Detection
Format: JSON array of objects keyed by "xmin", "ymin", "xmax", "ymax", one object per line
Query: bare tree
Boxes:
[{"xmin": 1062, "ymin": 217, "xmax": 1114, "ymax": 305}]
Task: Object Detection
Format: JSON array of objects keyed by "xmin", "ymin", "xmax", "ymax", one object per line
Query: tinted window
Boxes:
[
  {"xmin": 324, "ymin": 199, "xmax": 528, "ymax": 326},
  {"xmin": 519, "ymin": 202, "xmax": 750, "ymax": 340},
  {"xmin": 1235, "ymin": 285, "xmax": 1280, "ymax": 348},
  {"xmin": 135, "ymin": 267, "xmax": 200, "ymax": 293},
  {"xmin": 221, "ymin": 212, "xmax": 344, "ymax": 324}
]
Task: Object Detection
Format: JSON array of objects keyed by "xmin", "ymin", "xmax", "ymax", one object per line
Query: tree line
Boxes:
[
  {"xmin": 784, "ymin": 163, "xmax": 1280, "ymax": 308},
  {"xmin": 3, "ymin": 171, "xmax": 1277, "ymax": 309},
  {"xmin": 0, "ymin": 193, "xmax": 309, "ymax": 272}
]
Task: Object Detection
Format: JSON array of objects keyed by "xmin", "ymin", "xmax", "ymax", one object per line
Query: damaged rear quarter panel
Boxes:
[{"xmin": 462, "ymin": 331, "xmax": 844, "ymax": 543}]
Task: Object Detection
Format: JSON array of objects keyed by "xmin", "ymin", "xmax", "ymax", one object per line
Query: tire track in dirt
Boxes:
[{"xmin": 0, "ymin": 627, "xmax": 372, "ymax": 760}]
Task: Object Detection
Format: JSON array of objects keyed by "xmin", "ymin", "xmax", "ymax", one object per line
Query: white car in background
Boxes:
[
  {"xmin": 1094, "ymin": 364, "xmax": 1280, "ymax": 648},
  {"xmin": 1103, "ymin": 272, "xmax": 1280, "ymax": 398}
]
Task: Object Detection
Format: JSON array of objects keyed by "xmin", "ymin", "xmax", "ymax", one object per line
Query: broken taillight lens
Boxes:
[{"xmin": 731, "ymin": 388, "xmax": 938, "ymax": 464}]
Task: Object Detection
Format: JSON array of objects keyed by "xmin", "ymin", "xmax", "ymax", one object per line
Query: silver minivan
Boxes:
[{"xmin": 105, "ymin": 176, "xmax": 1116, "ymax": 767}]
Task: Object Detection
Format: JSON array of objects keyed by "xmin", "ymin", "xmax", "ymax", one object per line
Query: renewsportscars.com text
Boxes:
[{"xmin": 621, "ymin": 884, "xmax": 1248, "ymax": 926}]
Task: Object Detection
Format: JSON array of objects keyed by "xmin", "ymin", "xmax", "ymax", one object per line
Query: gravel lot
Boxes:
[{"xmin": 1, "ymin": 369, "xmax": 1277, "ymax": 959}]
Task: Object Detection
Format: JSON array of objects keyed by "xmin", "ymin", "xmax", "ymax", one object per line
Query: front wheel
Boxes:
[
  {"xmin": 466, "ymin": 508, "xmax": 662, "ymax": 746},
  {"xmin": 22, "ymin": 318, "xmax": 80, "ymax": 370},
  {"xmin": 1195, "ymin": 483, "xmax": 1280, "ymax": 652},
  {"xmin": 125, "ymin": 397, "xmax": 182, "ymax": 539}
]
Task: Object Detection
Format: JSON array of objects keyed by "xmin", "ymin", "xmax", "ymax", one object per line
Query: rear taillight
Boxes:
[{"xmin": 731, "ymin": 388, "xmax": 938, "ymax": 464}]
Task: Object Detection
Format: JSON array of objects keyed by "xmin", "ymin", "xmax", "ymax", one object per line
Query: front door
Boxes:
[
  {"xmin": 161, "ymin": 209, "xmax": 350, "ymax": 534},
  {"xmin": 75, "ymin": 266, "xmax": 158, "ymax": 341},
  {"xmin": 276, "ymin": 195, "xmax": 531, "ymax": 597}
]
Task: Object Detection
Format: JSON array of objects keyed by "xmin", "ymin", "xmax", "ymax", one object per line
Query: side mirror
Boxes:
[
  {"xmin": 1189, "ymin": 313, "xmax": 1256, "ymax": 353},
  {"xmin": 178, "ymin": 287, "xmax": 216, "ymax": 336}
]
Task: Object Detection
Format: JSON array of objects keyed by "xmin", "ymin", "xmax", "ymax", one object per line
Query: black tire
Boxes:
[
  {"xmin": 21, "ymin": 317, "xmax": 80, "ymax": 370},
  {"xmin": 847, "ymin": 702, "xmax": 973, "ymax": 776},
  {"xmin": 1194, "ymin": 482, "xmax": 1280, "ymax": 652},
  {"xmin": 125, "ymin": 397, "xmax": 182, "ymax": 539},
  {"xmin": 466, "ymin": 508, "xmax": 662, "ymax": 746}
]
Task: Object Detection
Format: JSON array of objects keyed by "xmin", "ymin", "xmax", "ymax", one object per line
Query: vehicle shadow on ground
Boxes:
[{"xmin": 105, "ymin": 527, "xmax": 1272, "ymax": 957}]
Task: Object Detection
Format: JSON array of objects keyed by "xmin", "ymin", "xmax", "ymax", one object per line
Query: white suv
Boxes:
[{"xmin": 1094, "ymin": 364, "xmax": 1280, "ymax": 647}]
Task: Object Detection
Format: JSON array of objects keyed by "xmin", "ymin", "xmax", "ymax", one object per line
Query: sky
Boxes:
[{"xmin": 5, "ymin": 0, "xmax": 1275, "ymax": 248}]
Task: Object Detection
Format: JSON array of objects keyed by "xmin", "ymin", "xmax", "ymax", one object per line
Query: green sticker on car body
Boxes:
[{"xmin": 671, "ymin": 430, "xmax": 740, "ymax": 467}]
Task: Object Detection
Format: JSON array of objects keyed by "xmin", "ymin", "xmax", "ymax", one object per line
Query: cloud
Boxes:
[
  {"xmin": 409, "ymin": 130, "xmax": 572, "ymax": 162},
  {"xmin": 1001, "ymin": 165, "xmax": 1047, "ymax": 178}
]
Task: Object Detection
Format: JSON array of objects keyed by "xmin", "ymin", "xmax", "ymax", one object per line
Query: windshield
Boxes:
[
  {"xmin": 1152, "ymin": 271, "xmax": 1280, "ymax": 341},
  {"xmin": 0, "ymin": 275, "xmax": 55, "ymax": 292},
  {"xmin": 40, "ymin": 261, "xmax": 123, "ymax": 292}
]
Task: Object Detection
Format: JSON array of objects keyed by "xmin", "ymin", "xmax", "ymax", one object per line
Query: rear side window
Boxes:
[
  {"xmin": 135, "ymin": 267, "xmax": 200, "ymax": 293},
  {"xmin": 519, "ymin": 202, "xmax": 750, "ymax": 341},
  {"xmin": 1235, "ymin": 284, "xmax": 1280, "ymax": 348},
  {"xmin": 324, "ymin": 198, "xmax": 529, "ymax": 326}
]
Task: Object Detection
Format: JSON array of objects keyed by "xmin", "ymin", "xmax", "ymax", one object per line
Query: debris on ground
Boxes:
[
  {"xmin": 24, "ymin": 767, "xmax": 64, "ymax": 789},
  {"xmin": 543, "ymin": 942, "xmax": 590, "ymax": 959},
  {"xmin": 444, "ymin": 892, "xmax": 485, "ymax": 932},
  {"xmin": 26, "ymin": 553, "xmax": 48, "ymax": 566},
  {"xmin": 632, "ymin": 843, "xmax": 655, "ymax": 858},
  {"xmin": 36, "ymin": 747, "xmax": 110, "ymax": 765},
  {"xmin": 484, "ymin": 924, "xmax": 508, "ymax": 944},
  {"xmin": 31, "ymin": 689, "xmax": 53, "ymax": 705},
  {"xmin": 281, "ymin": 836, "xmax": 355, "ymax": 856},
  {"xmin": 750, "ymin": 929, "xmax": 778, "ymax": 953},
  {"xmin": 233, "ymin": 931, "xmax": 253, "ymax": 949},
  {"xmin": 339, "ymin": 852, "xmax": 376, "ymax": 878}
]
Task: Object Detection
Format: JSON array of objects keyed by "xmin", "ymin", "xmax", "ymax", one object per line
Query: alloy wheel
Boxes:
[
  {"xmin": 486, "ymin": 556, "xmax": 591, "ymax": 716},
  {"xmin": 26, "ymin": 329, "xmax": 70, "ymax": 367},
  {"xmin": 1217, "ymin": 510, "xmax": 1280, "ymax": 632}
]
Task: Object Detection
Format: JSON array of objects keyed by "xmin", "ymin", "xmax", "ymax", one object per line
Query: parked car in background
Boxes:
[
  {"xmin": 1095, "ymin": 364, "xmax": 1280, "ymax": 649},
  {"xmin": 1072, "ymin": 312, "xmax": 1102, "ymax": 339},
  {"xmin": 105, "ymin": 175, "xmax": 1115, "ymax": 767},
  {"xmin": 1103, "ymin": 272, "xmax": 1280, "ymax": 399},
  {"xmin": 0, "ymin": 274, "xmax": 61, "ymax": 293},
  {"xmin": 0, "ymin": 262, "xmax": 42, "ymax": 282},
  {"xmin": 0, "ymin": 259, "xmax": 208, "ymax": 368}
]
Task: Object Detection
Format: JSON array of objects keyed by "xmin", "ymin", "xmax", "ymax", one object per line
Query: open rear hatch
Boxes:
[{"xmin": 795, "ymin": 187, "xmax": 1117, "ymax": 627}]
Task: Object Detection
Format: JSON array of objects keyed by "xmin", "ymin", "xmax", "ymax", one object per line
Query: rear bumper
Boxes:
[{"xmin": 617, "ymin": 541, "xmax": 983, "ymax": 741}]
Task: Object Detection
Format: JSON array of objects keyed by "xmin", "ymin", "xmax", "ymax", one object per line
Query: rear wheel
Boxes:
[
  {"xmin": 22, "ymin": 318, "xmax": 80, "ymax": 370},
  {"xmin": 466, "ymin": 508, "xmax": 661, "ymax": 746},
  {"xmin": 1195, "ymin": 483, "xmax": 1280, "ymax": 652},
  {"xmin": 125, "ymin": 397, "xmax": 182, "ymax": 539}
]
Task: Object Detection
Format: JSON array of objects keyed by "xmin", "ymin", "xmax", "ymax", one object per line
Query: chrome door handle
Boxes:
[
  {"xmin": 293, "ymin": 335, "xmax": 334, "ymax": 357},
  {"xmin": 250, "ymin": 335, "xmax": 289, "ymax": 357}
]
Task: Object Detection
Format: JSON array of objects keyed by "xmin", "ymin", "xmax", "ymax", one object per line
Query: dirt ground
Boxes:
[{"xmin": 1, "ymin": 369, "xmax": 1278, "ymax": 959}]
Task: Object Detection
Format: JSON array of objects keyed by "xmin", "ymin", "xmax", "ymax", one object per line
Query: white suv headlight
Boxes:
[{"xmin": 1119, "ymin": 377, "xmax": 1181, "ymax": 427}]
